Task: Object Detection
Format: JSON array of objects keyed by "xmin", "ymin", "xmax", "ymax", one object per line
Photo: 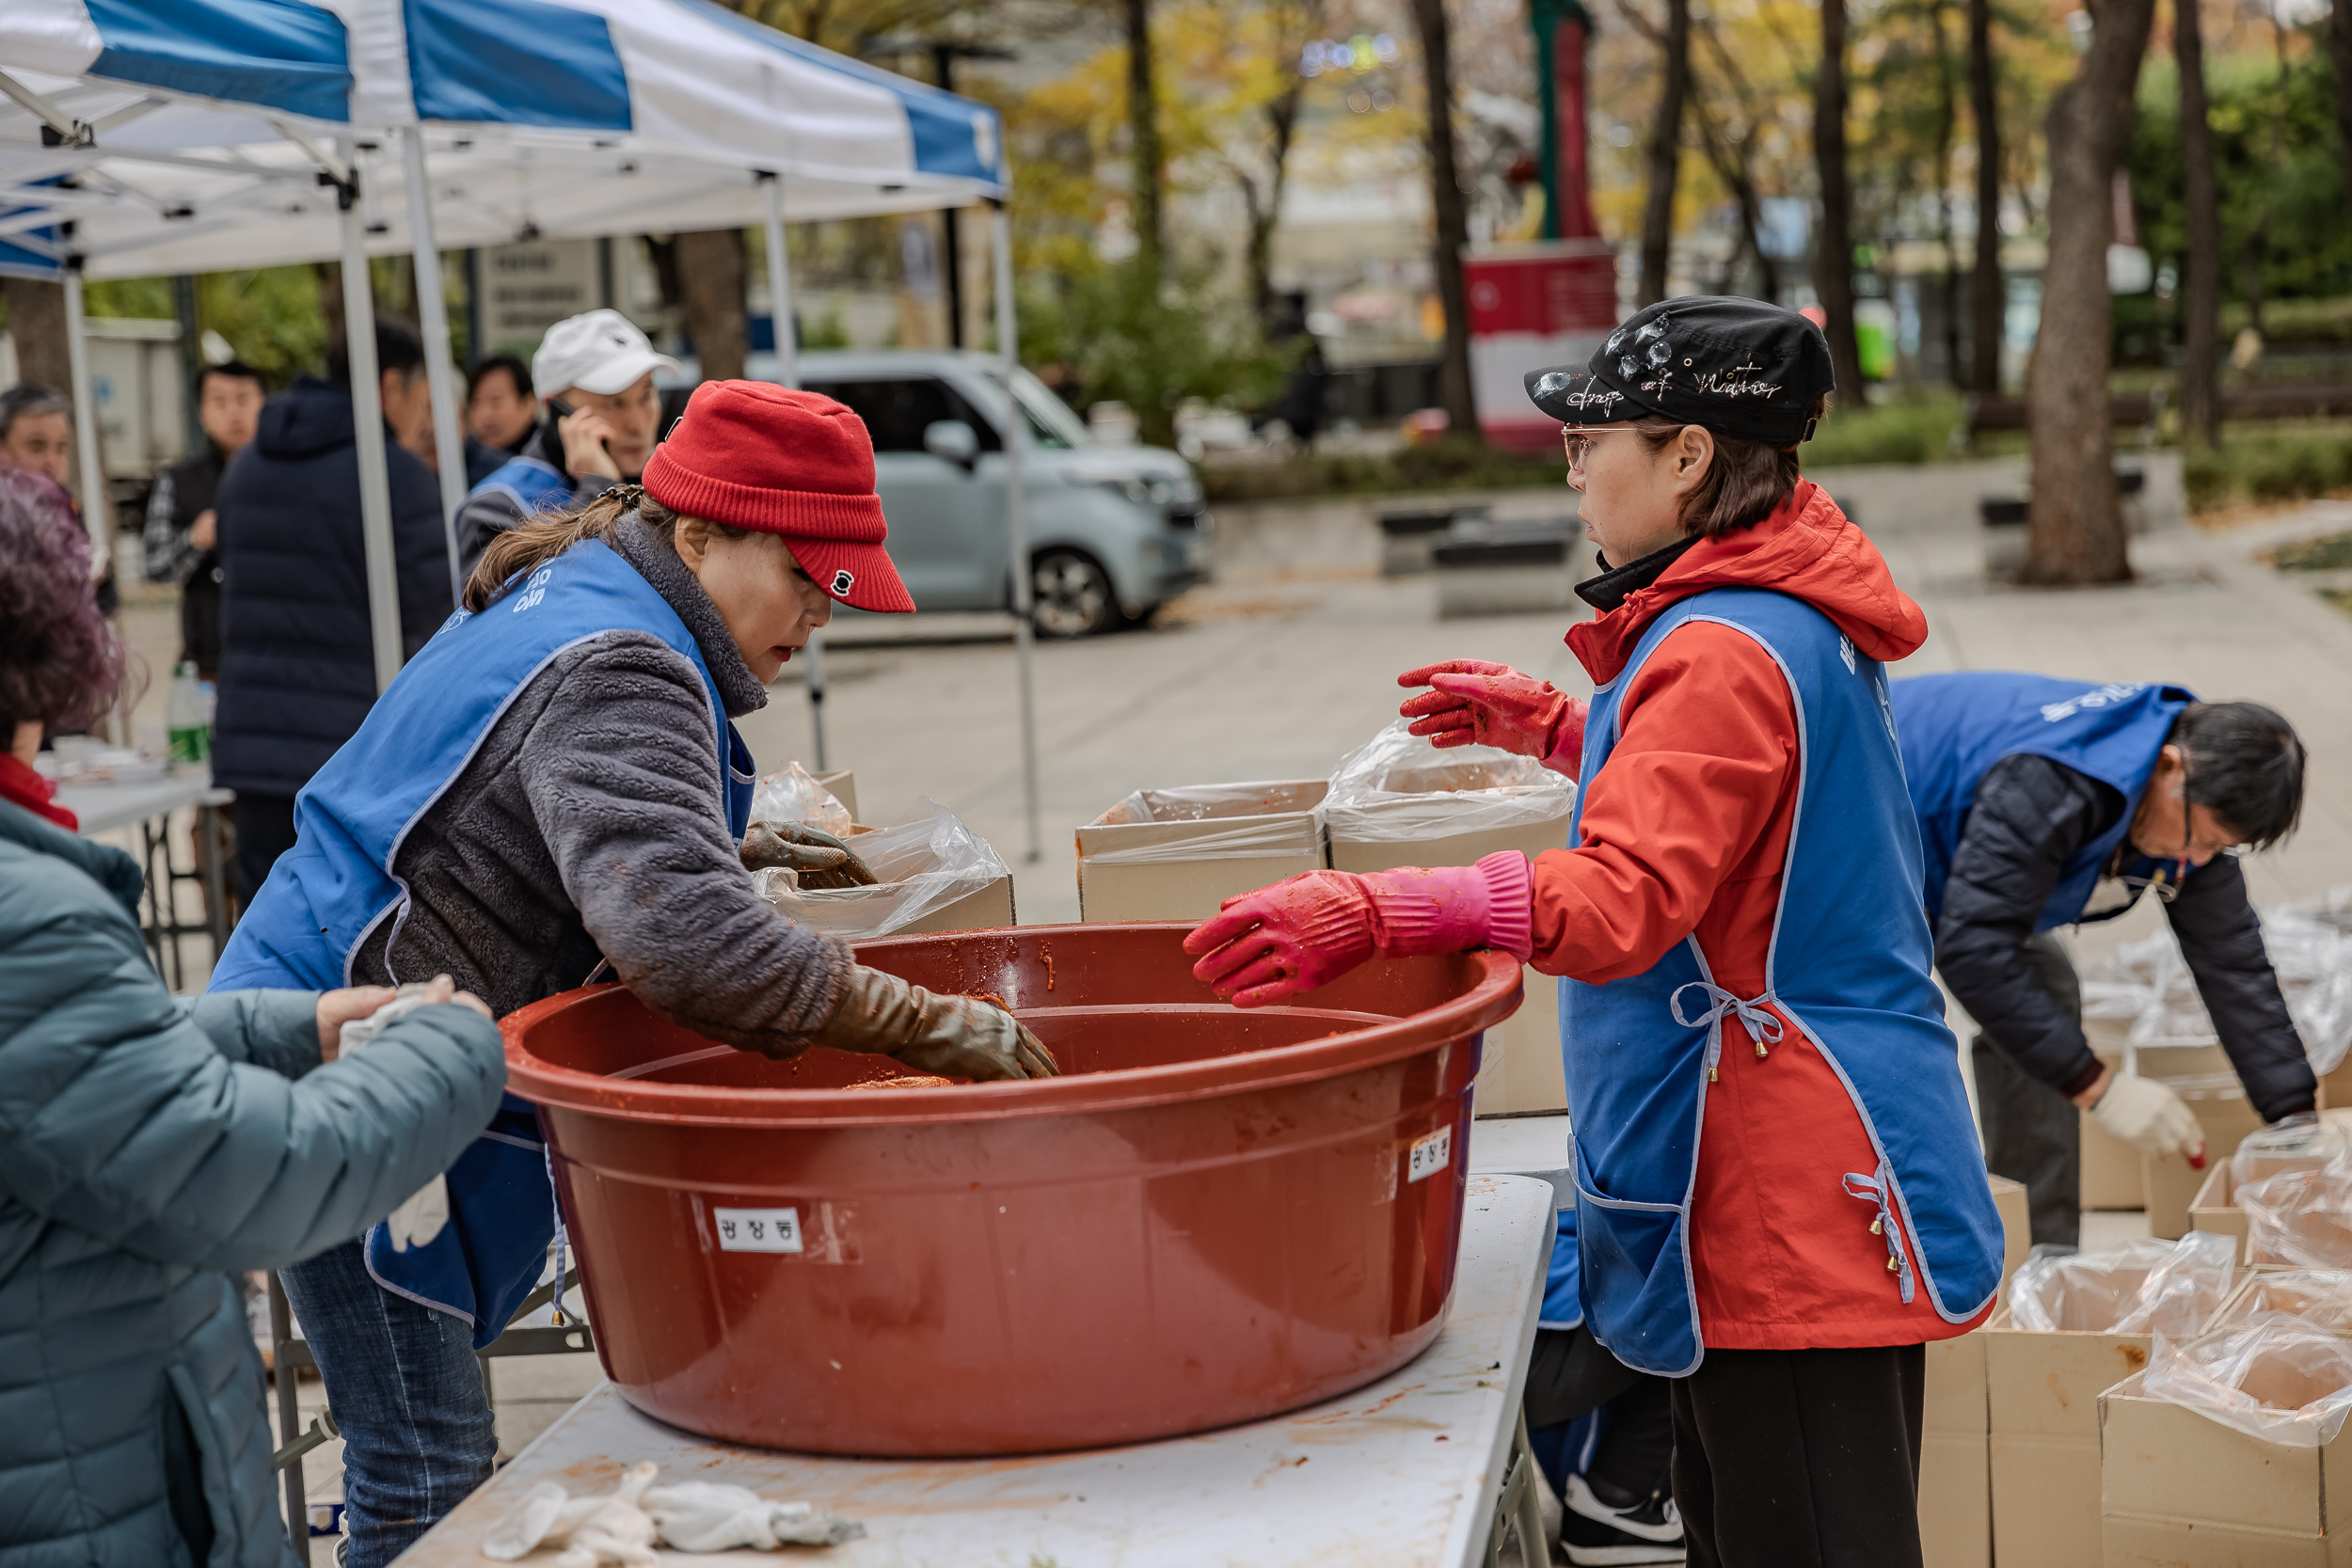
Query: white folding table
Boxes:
[
  {"xmin": 399, "ymin": 1174, "xmax": 1556, "ymax": 1568},
  {"xmin": 58, "ymin": 771, "xmax": 234, "ymax": 990}
]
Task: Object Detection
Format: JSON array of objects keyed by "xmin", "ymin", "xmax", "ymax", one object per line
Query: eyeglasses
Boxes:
[{"xmin": 1562, "ymin": 426, "xmax": 1641, "ymax": 471}]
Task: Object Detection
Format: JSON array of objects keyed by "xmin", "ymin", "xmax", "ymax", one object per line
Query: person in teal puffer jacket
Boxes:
[{"xmin": 0, "ymin": 464, "xmax": 508, "ymax": 1568}]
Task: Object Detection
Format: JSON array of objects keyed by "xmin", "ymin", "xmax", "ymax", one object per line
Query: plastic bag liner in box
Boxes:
[
  {"xmin": 2240, "ymin": 1157, "xmax": 2352, "ymax": 1269},
  {"xmin": 2145, "ymin": 1311, "xmax": 2352, "ymax": 1446},
  {"xmin": 2007, "ymin": 1230, "xmax": 2237, "ymax": 1336},
  {"xmin": 2233, "ymin": 1117, "xmax": 2352, "ymax": 1192},
  {"xmin": 751, "ymin": 800, "xmax": 1004, "ymax": 941},
  {"xmin": 749, "ymin": 760, "xmax": 853, "ymax": 837},
  {"xmin": 2229, "ymin": 1271, "xmax": 2352, "ymax": 1335},
  {"xmin": 1321, "ymin": 720, "xmax": 1575, "ymax": 842},
  {"xmin": 1080, "ymin": 782, "xmax": 1326, "ymax": 864},
  {"xmin": 2079, "ymin": 911, "xmax": 2352, "ymax": 1079}
]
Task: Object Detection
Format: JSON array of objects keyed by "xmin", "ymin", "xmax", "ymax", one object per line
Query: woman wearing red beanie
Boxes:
[{"xmin": 210, "ymin": 380, "xmax": 1053, "ymax": 1564}]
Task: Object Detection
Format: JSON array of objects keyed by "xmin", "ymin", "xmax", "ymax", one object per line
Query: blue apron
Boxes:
[
  {"xmin": 1889, "ymin": 673, "xmax": 2196, "ymax": 929},
  {"xmin": 1563, "ymin": 588, "xmax": 2002, "ymax": 1376},
  {"xmin": 472, "ymin": 453, "xmax": 575, "ymax": 520},
  {"xmin": 212, "ymin": 537, "xmax": 754, "ymax": 1347},
  {"xmin": 1541, "ymin": 1211, "xmax": 1582, "ymax": 1331}
]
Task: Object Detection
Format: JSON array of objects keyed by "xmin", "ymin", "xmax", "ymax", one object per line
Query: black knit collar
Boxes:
[
  {"xmin": 612, "ymin": 515, "xmax": 769, "ymax": 718},
  {"xmin": 1575, "ymin": 532, "xmax": 1702, "ymax": 611}
]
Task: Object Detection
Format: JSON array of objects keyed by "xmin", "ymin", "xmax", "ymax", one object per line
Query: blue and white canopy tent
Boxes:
[{"xmin": 0, "ymin": 0, "xmax": 1045, "ymax": 856}]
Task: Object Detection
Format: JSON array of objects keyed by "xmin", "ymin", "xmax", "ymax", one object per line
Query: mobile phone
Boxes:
[{"xmin": 547, "ymin": 396, "xmax": 575, "ymax": 420}]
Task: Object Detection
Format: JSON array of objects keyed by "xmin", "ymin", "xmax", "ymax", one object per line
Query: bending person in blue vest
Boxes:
[
  {"xmin": 1889, "ymin": 673, "xmax": 2312, "ymax": 1246},
  {"xmin": 1186, "ymin": 298, "xmax": 2002, "ymax": 1567},
  {"xmin": 210, "ymin": 381, "xmax": 1056, "ymax": 1567},
  {"xmin": 453, "ymin": 309, "xmax": 677, "ymax": 578}
]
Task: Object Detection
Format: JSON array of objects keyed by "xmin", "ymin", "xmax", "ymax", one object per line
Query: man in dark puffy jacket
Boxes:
[
  {"xmin": 1892, "ymin": 673, "xmax": 2315, "ymax": 1245},
  {"xmin": 212, "ymin": 322, "xmax": 453, "ymax": 903}
]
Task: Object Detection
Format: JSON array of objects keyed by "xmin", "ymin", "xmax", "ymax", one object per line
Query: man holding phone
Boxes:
[{"xmin": 453, "ymin": 309, "xmax": 679, "ymax": 576}]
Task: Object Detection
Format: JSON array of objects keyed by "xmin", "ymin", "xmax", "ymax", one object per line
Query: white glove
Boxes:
[
  {"xmin": 340, "ymin": 986, "xmax": 454, "ymax": 1251},
  {"xmin": 2091, "ymin": 1072, "xmax": 2206, "ymax": 1164},
  {"xmin": 644, "ymin": 1481, "xmax": 866, "ymax": 1550}
]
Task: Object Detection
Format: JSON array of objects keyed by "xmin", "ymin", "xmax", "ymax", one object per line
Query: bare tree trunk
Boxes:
[
  {"xmin": 1243, "ymin": 84, "xmax": 1303, "ymax": 327},
  {"xmin": 2022, "ymin": 0, "xmax": 2157, "ymax": 586},
  {"xmin": 1694, "ymin": 23, "xmax": 1778, "ymax": 300},
  {"xmin": 315, "ymin": 261, "xmax": 346, "ymax": 365},
  {"xmin": 1967, "ymin": 0, "xmax": 2003, "ymax": 393},
  {"xmin": 2176, "ymin": 0, "xmax": 2221, "ymax": 448},
  {"xmin": 1, "ymin": 277, "xmax": 70, "ymax": 393},
  {"xmin": 1933, "ymin": 0, "xmax": 1965, "ymax": 388},
  {"xmin": 1124, "ymin": 0, "xmax": 1164, "ymax": 283},
  {"xmin": 675, "ymin": 229, "xmax": 748, "ymax": 383},
  {"xmin": 1636, "ymin": 0, "xmax": 1691, "ymax": 308},
  {"xmin": 1814, "ymin": 0, "xmax": 1866, "ymax": 402},
  {"xmin": 1410, "ymin": 0, "xmax": 1480, "ymax": 438},
  {"xmin": 2331, "ymin": 0, "xmax": 2352, "ymax": 222}
]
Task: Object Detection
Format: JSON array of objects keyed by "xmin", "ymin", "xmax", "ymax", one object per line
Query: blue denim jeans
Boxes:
[{"xmin": 278, "ymin": 1240, "xmax": 497, "ymax": 1568}]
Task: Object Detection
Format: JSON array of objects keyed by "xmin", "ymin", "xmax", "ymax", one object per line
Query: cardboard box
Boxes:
[
  {"xmin": 1987, "ymin": 1308, "xmax": 2158, "ymax": 1568},
  {"xmin": 2144, "ymin": 1092, "xmax": 2268, "ymax": 1240},
  {"xmin": 1327, "ymin": 768, "xmax": 1575, "ymax": 1116},
  {"xmin": 772, "ymin": 868, "xmax": 1015, "ymax": 941},
  {"xmin": 1913, "ymin": 1178, "xmax": 2031, "ymax": 1568},
  {"xmin": 812, "ymin": 769, "xmax": 857, "ymax": 822},
  {"xmin": 2081, "ymin": 1053, "xmax": 2148, "ymax": 1212},
  {"xmin": 2191, "ymin": 1163, "xmax": 2252, "ymax": 1261},
  {"xmin": 2101, "ymin": 1368, "xmax": 2352, "ymax": 1565},
  {"xmin": 2213, "ymin": 1270, "xmax": 2352, "ymax": 1334},
  {"xmin": 1921, "ymin": 1331, "xmax": 1993, "ymax": 1568},
  {"xmin": 1075, "ymin": 781, "xmax": 1328, "ymax": 924}
]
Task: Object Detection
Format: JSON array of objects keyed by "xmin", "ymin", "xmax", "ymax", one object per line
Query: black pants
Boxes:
[
  {"xmin": 1969, "ymin": 931, "xmax": 2083, "ymax": 1247},
  {"xmin": 230, "ymin": 791, "xmax": 299, "ymax": 911},
  {"xmin": 1672, "ymin": 1343, "xmax": 1926, "ymax": 1568},
  {"xmin": 1524, "ymin": 1326, "xmax": 1675, "ymax": 1502}
]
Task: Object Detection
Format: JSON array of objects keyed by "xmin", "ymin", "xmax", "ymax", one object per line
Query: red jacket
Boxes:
[{"xmin": 1532, "ymin": 481, "xmax": 1985, "ymax": 1349}]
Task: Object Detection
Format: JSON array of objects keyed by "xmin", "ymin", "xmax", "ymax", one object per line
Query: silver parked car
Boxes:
[{"xmin": 797, "ymin": 352, "xmax": 1212, "ymax": 637}]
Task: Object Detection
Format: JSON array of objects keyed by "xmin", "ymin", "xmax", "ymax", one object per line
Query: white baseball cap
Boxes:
[{"xmin": 532, "ymin": 309, "xmax": 682, "ymax": 399}]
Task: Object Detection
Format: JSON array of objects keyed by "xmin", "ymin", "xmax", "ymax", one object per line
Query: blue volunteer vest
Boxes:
[
  {"xmin": 1563, "ymin": 588, "xmax": 2002, "ymax": 1376},
  {"xmin": 1890, "ymin": 673, "xmax": 2195, "ymax": 930},
  {"xmin": 1541, "ymin": 1211, "xmax": 1582, "ymax": 1330},
  {"xmin": 472, "ymin": 453, "xmax": 575, "ymax": 520},
  {"xmin": 212, "ymin": 537, "xmax": 754, "ymax": 1347}
]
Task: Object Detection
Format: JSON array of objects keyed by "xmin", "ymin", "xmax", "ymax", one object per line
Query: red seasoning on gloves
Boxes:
[{"xmin": 1397, "ymin": 659, "xmax": 1587, "ymax": 777}]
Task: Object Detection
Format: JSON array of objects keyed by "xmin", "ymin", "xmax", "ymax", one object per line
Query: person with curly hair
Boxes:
[{"xmin": 0, "ymin": 461, "xmax": 508, "ymax": 1568}]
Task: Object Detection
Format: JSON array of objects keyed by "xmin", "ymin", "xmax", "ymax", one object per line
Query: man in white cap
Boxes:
[{"xmin": 453, "ymin": 308, "xmax": 681, "ymax": 575}]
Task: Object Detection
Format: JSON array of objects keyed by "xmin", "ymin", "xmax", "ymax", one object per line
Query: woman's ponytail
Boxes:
[{"xmin": 464, "ymin": 487, "xmax": 676, "ymax": 611}]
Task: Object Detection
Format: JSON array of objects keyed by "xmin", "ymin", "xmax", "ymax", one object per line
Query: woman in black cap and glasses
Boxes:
[{"xmin": 1185, "ymin": 297, "xmax": 2004, "ymax": 1568}]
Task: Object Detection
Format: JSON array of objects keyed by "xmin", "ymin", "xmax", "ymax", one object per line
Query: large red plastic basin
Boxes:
[{"xmin": 503, "ymin": 922, "xmax": 1520, "ymax": 1456}]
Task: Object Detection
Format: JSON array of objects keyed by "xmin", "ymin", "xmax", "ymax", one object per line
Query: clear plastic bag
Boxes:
[
  {"xmin": 2144, "ymin": 1311, "xmax": 2352, "ymax": 1447},
  {"xmin": 2007, "ymin": 1230, "xmax": 2237, "ymax": 1336},
  {"xmin": 2078, "ymin": 908, "xmax": 2352, "ymax": 1079},
  {"xmin": 2233, "ymin": 1117, "xmax": 2349, "ymax": 1192},
  {"xmin": 2227, "ymin": 1270, "xmax": 2352, "ymax": 1334},
  {"xmin": 748, "ymin": 760, "xmax": 854, "ymax": 838},
  {"xmin": 1322, "ymin": 720, "xmax": 1575, "ymax": 843},
  {"xmin": 1081, "ymin": 781, "xmax": 1327, "ymax": 863},
  {"xmin": 753, "ymin": 800, "xmax": 1006, "ymax": 940},
  {"xmin": 2240, "ymin": 1159, "xmax": 2352, "ymax": 1269}
]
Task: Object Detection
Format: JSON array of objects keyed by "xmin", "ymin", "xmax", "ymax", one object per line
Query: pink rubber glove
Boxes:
[
  {"xmin": 1397, "ymin": 659, "xmax": 1587, "ymax": 777},
  {"xmin": 1184, "ymin": 851, "xmax": 1534, "ymax": 1008}
]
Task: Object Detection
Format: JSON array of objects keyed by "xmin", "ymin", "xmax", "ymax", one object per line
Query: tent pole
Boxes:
[
  {"xmin": 403, "ymin": 128, "xmax": 468, "ymax": 607},
  {"xmin": 762, "ymin": 171, "xmax": 826, "ymax": 770},
  {"xmin": 60, "ymin": 265, "xmax": 107, "ymax": 572},
  {"xmin": 339, "ymin": 143, "xmax": 402, "ymax": 695},
  {"xmin": 992, "ymin": 201, "xmax": 1041, "ymax": 865}
]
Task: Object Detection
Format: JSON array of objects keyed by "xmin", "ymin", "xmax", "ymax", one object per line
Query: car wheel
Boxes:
[{"xmin": 1029, "ymin": 549, "xmax": 1118, "ymax": 639}]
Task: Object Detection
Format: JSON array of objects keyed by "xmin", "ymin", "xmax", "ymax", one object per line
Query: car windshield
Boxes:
[{"xmin": 976, "ymin": 367, "xmax": 1088, "ymax": 450}]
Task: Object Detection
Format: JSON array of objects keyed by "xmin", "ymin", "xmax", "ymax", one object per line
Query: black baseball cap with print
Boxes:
[{"xmin": 1523, "ymin": 295, "xmax": 1836, "ymax": 446}]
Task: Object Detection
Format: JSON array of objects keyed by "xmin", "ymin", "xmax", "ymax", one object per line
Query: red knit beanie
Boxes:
[{"xmin": 643, "ymin": 380, "xmax": 915, "ymax": 614}]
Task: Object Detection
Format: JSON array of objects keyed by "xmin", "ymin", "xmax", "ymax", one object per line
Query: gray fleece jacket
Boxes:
[{"xmin": 353, "ymin": 516, "xmax": 852, "ymax": 1052}]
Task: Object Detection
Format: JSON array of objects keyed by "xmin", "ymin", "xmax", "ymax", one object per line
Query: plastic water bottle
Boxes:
[{"xmin": 167, "ymin": 662, "xmax": 211, "ymax": 766}]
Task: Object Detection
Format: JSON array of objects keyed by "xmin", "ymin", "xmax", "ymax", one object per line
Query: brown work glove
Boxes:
[
  {"xmin": 741, "ymin": 821, "xmax": 879, "ymax": 889},
  {"xmin": 818, "ymin": 965, "xmax": 1060, "ymax": 1082}
]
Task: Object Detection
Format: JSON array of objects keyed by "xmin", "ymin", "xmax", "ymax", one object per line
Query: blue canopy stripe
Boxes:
[
  {"xmin": 400, "ymin": 0, "xmax": 631, "ymax": 132},
  {"xmin": 82, "ymin": 0, "xmax": 351, "ymax": 122}
]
